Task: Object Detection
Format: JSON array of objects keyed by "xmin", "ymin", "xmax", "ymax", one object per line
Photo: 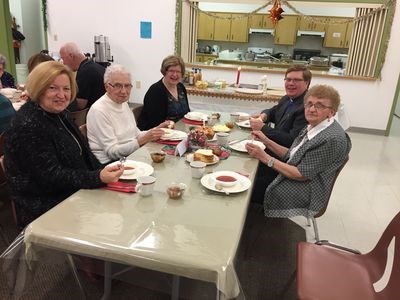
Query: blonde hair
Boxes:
[
  {"xmin": 305, "ymin": 84, "xmax": 341, "ymax": 111},
  {"xmin": 160, "ymin": 55, "xmax": 185, "ymax": 76},
  {"xmin": 26, "ymin": 61, "xmax": 77, "ymax": 102}
]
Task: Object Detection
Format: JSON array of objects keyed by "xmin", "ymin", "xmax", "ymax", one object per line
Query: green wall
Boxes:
[{"xmin": 0, "ymin": 0, "xmax": 16, "ymax": 77}]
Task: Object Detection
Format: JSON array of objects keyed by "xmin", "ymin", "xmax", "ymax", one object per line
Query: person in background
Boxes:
[
  {"xmin": 246, "ymin": 84, "xmax": 351, "ymax": 217},
  {"xmin": 4, "ymin": 61, "xmax": 123, "ymax": 228},
  {"xmin": 0, "ymin": 54, "xmax": 16, "ymax": 89},
  {"xmin": 0, "ymin": 94, "xmax": 16, "ymax": 134},
  {"xmin": 27, "ymin": 50, "xmax": 55, "ymax": 73},
  {"xmin": 250, "ymin": 65, "xmax": 311, "ymax": 148},
  {"xmin": 87, "ymin": 64, "xmax": 172, "ymax": 164},
  {"xmin": 137, "ymin": 55, "xmax": 190, "ymax": 130},
  {"xmin": 59, "ymin": 42, "xmax": 106, "ymax": 110}
]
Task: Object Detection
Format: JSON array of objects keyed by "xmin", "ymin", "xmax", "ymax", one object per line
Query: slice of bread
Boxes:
[{"xmin": 193, "ymin": 149, "xmax": 214, "ymax": 163}]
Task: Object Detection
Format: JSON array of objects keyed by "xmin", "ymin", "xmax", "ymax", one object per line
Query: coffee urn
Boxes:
[{"xmin": 94, "ymin": 35, "xmax": 113, "ymax": 66}]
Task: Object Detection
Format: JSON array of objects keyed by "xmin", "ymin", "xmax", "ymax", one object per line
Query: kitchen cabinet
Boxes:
[
  {"xmin": 214, "ymin": 13, "xmax": 248, "ymax": 42},
  {"xmin": 197, "ymin": 11, "xmax": 215, "ymax": 40},
  {"xmin": 324, "ymin": 17, "xmax": 352, "ymax": 48},
  {"xmin": 344, "ymin": 21, "xmax": 354, "ymax": 48},
  {"xmin": 248, "ymin": 14, "xmax": 273, "ymax": 29},
  {"xmin": 274, "ymin": 15, "xmax": 298, "ymax": 45},
  {"xmin": 298, "ymin": 16, "xmax": 327, "ymax": 32}
]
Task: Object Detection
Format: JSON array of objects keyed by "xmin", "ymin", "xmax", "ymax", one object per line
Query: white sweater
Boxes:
[{"xmin": 87, "ymin": 94, "xmax": 146, "ymax": 164}]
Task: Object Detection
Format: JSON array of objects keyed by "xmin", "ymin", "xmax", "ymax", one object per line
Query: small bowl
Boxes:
[
  {"xmin": 225, "ymin": 121, "xmax": 235, "ymax": 129},
  {"xmin": 167, "ymin": 183, "xmax": 187, "ymax": 199},
  {"xmin": 215, "ymin": 175, "xmax": 237, "ymax": 187},
  {"xmin": 208, "ymin": 144, "xmax": 222, "ymax": 156},
  {"xmin": 150, "ymin": 151, "xmax": 166, "ymax": 163}
]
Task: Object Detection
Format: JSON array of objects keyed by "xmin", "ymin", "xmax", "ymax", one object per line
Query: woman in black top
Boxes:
[
  {"xmin": 4, "ymin": 61, "xmax": 123, "ymax": 228},
  {"xmin": 138, "ymin": 55, "xmax": 190, "ymax": 130}
]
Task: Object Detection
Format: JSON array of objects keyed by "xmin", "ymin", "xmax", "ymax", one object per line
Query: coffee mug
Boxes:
[
  {"xmin": 190, "ymin": 161, "xmax": 206, "ymax": 179},
  {"xmin": 216, "ymin": 132, "xmax": 230, "ymax": 146},
  {"xmin": 136, "ymin": 175, "xmax": 156, "ymax": 196},
  {"xmin": 230, "ymin": 113, "xmax": 240, "ymax": 122}
]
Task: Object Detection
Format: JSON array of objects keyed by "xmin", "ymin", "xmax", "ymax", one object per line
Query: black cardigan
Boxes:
[
  {"xmin": 137, "ymin": 79, "xmax": 189, "ymax": 130},
  {"xmin": 4, "ymin": 101, "xmax": 103, "ymax": 228}
]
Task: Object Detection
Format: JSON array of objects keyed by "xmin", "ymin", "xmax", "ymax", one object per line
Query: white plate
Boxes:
[
  {"xmin": 107, "ymin": 160, "xmax": 154, "ymax": 180},
  {"xmin": 229, "ymin": 140, "xmax": 266, "ymax": 152},
  {"xmin": 200, "ymin": 171, "xmax": 251, "ymax": 194},
  {"xmin": 236, "ymin": 120, "xmax": 251, "ymax": 128},
  {"xmin": 184, "ymin": 111, "xmax": 208, "ymax": 121},
  {"xmin": 185, "ymin": 153, "xmax": 220, "ymax": 165},
  {"xmin": 234, "ymin": 88, "xmax": 263, "ymax": 95},
  {"xmin": 160, "ymin": 129, "xmax": 187, "ymax": 141}
]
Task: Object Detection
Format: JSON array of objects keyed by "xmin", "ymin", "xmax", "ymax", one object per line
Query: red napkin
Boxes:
[
  {"xmin": 103, "ymin": 182, "xmax": 137, "ymax": 193},
  {"xmin": 182, "ymin": 118, "xmax": 204, "ymax": 125},
  {"xmin": 156, "ymin": 139, "xmax": 181, "ymax": 146}
]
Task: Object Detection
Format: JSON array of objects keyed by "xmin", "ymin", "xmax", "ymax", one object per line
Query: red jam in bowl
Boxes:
[{"xmin": 216, "ymin": 175, "xmax": 236, "ymax": 182}]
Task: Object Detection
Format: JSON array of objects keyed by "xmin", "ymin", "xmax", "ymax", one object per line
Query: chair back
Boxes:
[
  {"xmin": 69, "ymin": 108, "xmax": 89, "ymax": 127},
  {"xmin": 314, "ymin": 156, "xmax": 349, "ymax": 218},
  {"xmin": 132, "ymin": 104, "xmax": 143, "ymax": 123},
  {"xmin": 79, "ymin": 124, "xmax": 87, "ymax": 140},
  {"xmin": 0, "ymin": 133, "xmax": 6, "ymax": 185}
]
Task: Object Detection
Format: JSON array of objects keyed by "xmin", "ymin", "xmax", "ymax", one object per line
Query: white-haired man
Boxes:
[
  {"xmin": 60, "ymin": 42, "xmax": 105, "ymax": 110},
  {"xmin": 87, "ymin": 65, "xmax": 172, "ymax": 164}
]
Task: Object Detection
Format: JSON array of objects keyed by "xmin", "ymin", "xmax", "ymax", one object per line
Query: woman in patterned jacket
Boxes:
[
  {"xmin": 246, "ymin": 84, "xmax": 351, "ymax": 218},
  {"xmin": 4, "ymin": 61, "xmax": 124, "ymax": 228}
]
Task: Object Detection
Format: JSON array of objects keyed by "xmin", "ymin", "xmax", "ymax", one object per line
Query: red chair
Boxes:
[{"xmin": 297, "ymin": 211, "xmax": 400, "ymax": 300}]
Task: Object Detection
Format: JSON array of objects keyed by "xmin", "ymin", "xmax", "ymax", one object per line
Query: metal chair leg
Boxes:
[
  {"xmin": 66, "ymin": 254, "xmax": 87, "ymax": 300},
  {"xmin": 311, "ymin": 217, "xmax": 320, "ymax": 242},
  {"xmin": 171, "ymin": 275, "xmax": 180, "ymax": 300},
  {"xmin": 306, "ymin": 217, "xmax": 311, "ymax": 227}
]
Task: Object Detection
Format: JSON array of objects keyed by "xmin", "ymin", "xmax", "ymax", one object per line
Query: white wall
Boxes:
[
  {"xmin": 46, "ymin": 0, "xmax": 400, "ymax": 131},
  {"xmin": 46, "ymin": 0, "xmax": 176, "ymax": 103}
]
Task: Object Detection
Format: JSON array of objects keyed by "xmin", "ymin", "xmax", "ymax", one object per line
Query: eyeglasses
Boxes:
[
  {"xmin": 108, "ymin": 82, "xmax": 133, "ymax": 91},
  {"xmin": 304, "ymin": 102, "xmax": 333, "ymax": 110},
  {"xmin": 167, "ymin": 70, "xmax": 182, "ymax": 74},
  {"xmin": 284, "ymin": 78, "xmax": 305, "ymax": 83}
]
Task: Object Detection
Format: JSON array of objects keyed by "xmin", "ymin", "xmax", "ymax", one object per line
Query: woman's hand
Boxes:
[
  {"xmin": 140, "ymin": 128, "xmax": 165, "ymax": 145},
  {"xmin": 251, "ymin": 130, "xmax": 269, "ymax": 145},
  {"xmin": 100, "ymin": 164, "xmax": 124, "ymax": 183},
  {"xmin": 158, "ymin": 120, "xmax": 174, "ymax": 129},
  {"xmin": 245, "ymin": 142, "xmax": 269, "ymax": 163}
]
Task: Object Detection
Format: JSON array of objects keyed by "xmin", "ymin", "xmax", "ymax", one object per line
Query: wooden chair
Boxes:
[
  {"xmin": 297, "ymin": 210, "xmax": 400, "ymax": 300},
  {"xmin": 69, "ymin": 108, "xmax": 89, "ymax": 127},
  {"xmin": 131, "ymin": 104, "xmax": 143, "ymax": 123},
  {"xmin": 308, "ymin": 156, "xmax": 349, "ymax": 241},
  {"xmin": 79, "ymin": 124, "xmax": 87, "ymax": 140}
]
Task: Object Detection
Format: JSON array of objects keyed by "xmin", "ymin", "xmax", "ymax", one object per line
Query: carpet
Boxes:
[{"xmin": 0, "ymin": 190, "xmax": 305, "ymax": 300}]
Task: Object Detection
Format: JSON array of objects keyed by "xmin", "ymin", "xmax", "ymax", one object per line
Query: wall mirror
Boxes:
[{"xmin": 178, "ymin": 0, "xmax": 396, "ymax": 79}]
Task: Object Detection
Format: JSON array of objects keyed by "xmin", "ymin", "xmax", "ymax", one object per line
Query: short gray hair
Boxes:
[
  {"xmin": 0, "ymin": 54, "xmax": 7, "ymax": 68},
  {"xmin": 60, "ymin": 42, "xmax": 81, "ymax": 56},
  {"xmin": 104, "ymin": 64, "xmax": 131, "ymax": 83}
]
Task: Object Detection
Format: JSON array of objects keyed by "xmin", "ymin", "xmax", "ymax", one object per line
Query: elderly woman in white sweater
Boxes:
[{"xmin": 87, "ymin": 64, "xmax": 171, "ymax": 164}]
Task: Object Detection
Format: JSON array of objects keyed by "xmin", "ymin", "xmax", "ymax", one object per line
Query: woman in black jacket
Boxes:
[
  {"xmin": 138, "ymin": 55, "xmax": 190, "ymax": 130},
  {"xmin": 4, "ymin": 61, "xmax": 123, "ymax": 228}
]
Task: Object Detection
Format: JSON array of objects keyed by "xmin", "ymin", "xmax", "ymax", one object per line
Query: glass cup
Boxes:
[
  {"xmin": 230, "ymin": 113, "xmax": 240, "ymax": 122},
  {"xmin": 136, "ymin": 176, "xmax": 156, "ymax": 196},
  {"xmin": 190, "ymin": 161, "xmax": 206, "ymax": 179},
  {"xmin": 216, "ymin": 132, "xmax": 230, "ymax": 146}
]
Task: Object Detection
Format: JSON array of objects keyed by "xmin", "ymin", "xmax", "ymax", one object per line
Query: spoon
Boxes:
[
  {"xmin": 119, "ymin": 156, "xmax": 126, "ymax": 167},
  {"xmin": 215, "ymin": 182, "xmax": 230, "ymax": 195}
]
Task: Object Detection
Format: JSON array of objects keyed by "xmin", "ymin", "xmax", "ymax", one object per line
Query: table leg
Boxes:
[
  {"xmin": 66, "ymin": 254, "xmax": 86, "ymax": 299},
  {"xmin": 101, "ymin": 261, "xmax": 112, "ymax": 300},
  {"xmin": 171, "ymin": 275, "xmax": 180, "ymax": 300}
]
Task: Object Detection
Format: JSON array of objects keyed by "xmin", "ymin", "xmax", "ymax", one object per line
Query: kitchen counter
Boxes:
[{"xmin": 186, "ymin": 85, "xmax": 283, "ymax": 103}]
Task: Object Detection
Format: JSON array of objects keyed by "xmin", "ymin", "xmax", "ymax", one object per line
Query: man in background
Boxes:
[
  {"xmin": 60, "ymin": 42, "xmax": 105, "ymax": 111},
  {"xmin": 250, "ymin": 65, "xmax": 311, "ymax": 148}
]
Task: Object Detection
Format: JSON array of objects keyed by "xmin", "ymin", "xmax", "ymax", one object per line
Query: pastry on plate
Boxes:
[{"xmin": 193, "ymin": 149, "xmax": 214, "ymax": 163}]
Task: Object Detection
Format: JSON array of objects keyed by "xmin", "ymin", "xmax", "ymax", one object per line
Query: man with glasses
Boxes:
[
  {"xmin": 86, "ymin": 64, "xmax": 171, "ymax": 164},
  {"xmin": 60, "ymin": 42, "xmax": 106, "ymax": 110},
  {"xmin": 250, "ymin": 65, "xmax": 311, "ymax": 148}
]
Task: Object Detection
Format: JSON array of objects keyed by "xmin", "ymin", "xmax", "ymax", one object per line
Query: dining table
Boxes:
[{"xmin": 22, "ymin": 112, "xmax": 260, "ymax": 299}]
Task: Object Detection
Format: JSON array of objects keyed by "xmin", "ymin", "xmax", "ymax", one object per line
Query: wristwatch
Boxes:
[{"xmin": 267, "ymin": 157, "xmax": 275, "ymax": 168}]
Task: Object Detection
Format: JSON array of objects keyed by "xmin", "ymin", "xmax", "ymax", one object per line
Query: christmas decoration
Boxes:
[{"xmin": 269, "ymin": 0, "xmax": 284, "ymax": 25}]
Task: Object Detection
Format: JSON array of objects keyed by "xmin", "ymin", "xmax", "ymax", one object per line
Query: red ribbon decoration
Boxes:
[{"xmin": 269, "ymin": 0, "xmax": 284, "ymax": 25}]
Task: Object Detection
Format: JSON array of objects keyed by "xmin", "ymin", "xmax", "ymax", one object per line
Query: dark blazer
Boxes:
[
  {"xmin": 261, "ymin": 93, "xmax": 307, "ymax": 147},
  {"xmin": 4, "ymin": 101, "xmax": 103, "ymax": 228},
  {"xmin": 137, "ymin": 79, "xmax": 189, "ymax": 130}
]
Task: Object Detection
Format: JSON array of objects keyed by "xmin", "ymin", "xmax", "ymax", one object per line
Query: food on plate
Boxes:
[
  {"xmin": 150, "ymin": 151, "xmax": 166, "ymax": 163},
  {"xmin": 215, "ymin": 175, "xmax": 237, "ymax": 187},
  {"xmin": 212, "ymin": 124, "xmax": 230, "ymax": 132},
  {"xmin": 123, "ymin": 162, "xmax": 136, "ymax": 175},
  {"xmin": 208, "ymin": 144, "xmax": 222, "ymax": 156},
  {"xmin": 194, "ymin": 126, "xmax": 214, "ymax": 140},
  {"xmin": 195, "ymin": 80, "xmax": 208, "ymax": 89},
  {"xmin": 193, "ymin": 149, "xmax": 214, "ymax": 163},
  {"xmin": 225, "ymin": 121, "xmax": 235, "ymax": 129}
]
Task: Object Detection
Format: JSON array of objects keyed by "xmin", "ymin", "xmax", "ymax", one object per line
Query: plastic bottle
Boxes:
[
  {"xmin": 189, "ymin": 70, "xmax": 194, "ymax": 85},
  {"xmin": 197, "ymin": 68, "xmax": 202, "ymax": 81},
  {"xmin": 193, "ymin": 68, "xmax": 198, "ymax": 84}
]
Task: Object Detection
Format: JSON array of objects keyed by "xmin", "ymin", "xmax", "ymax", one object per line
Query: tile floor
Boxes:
[{"xmin": 291, "ymin": 116, "xmax": 400, "ymax": 253}]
